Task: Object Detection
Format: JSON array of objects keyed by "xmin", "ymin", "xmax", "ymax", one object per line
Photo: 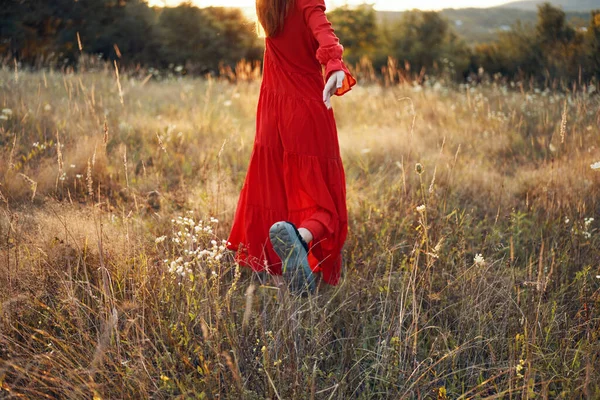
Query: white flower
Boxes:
[
  {"xmin": 2, "ymin": 108, "xmax": 12, "ymax": 115},
  {"xmin": 596, "ymin": 275, "xmax": 600, "ymax": 279},
  {"xmin": 0, "ymin": 115, "xmax": 7, "ymax": 120},
  {"xmin": 416, "ymin": 204, "xmax": 426, "ymax": 213},
  {"xmin": 224, "ymin": 100, "xmax": 232, "ymax": 107},
  {"xmin": 591, "ymin": 161, "xmax": 600, "ymax": 170},
  {"xmin": 44, "ymin": 104, "xmax": 52, "ymax": 111},
  {"xmin": 474, "ymin": 253, "xmax": 485, "ymax": 266},
  {"xmin": 155, "ymin": 235, "xmax": 167, "ymax": 244}
]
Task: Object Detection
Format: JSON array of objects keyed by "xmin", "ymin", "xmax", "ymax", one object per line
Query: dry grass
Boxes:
[{"xmin": 0, "ymin": 63, "xmax": 599, "ymax": 398}]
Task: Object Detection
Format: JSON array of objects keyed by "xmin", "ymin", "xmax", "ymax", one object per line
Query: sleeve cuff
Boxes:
[{"xmin": 325, "ymin": 59, "xmax": 357, "ymax": 96}]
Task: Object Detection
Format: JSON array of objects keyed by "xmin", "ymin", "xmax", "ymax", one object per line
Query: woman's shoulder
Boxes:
[{"xmin": 295, "ymin": 0, "xmax": 326, "ymax": 11}]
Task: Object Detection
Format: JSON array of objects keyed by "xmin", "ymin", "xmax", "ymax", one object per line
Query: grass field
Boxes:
[{"xmin": 0, "ymin": 64, "xmax": 599, "ymax": 399}]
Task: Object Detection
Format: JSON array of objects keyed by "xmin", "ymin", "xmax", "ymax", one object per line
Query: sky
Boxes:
[{"xmin": 146, "ymin": 0, "xmax": 509, "ymax": 12}]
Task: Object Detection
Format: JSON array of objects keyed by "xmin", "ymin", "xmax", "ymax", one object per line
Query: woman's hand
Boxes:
[{"xmin": 323, "ymin": 70, "xmax": 345, "ymax": 109}]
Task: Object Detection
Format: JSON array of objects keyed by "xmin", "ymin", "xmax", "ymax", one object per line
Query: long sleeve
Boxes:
[{"xmin": 300, "ymin": 0, "xmax": 357, "ymax": 96}]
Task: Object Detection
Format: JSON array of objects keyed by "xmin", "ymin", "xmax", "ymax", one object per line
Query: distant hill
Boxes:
[
  {"xmin": 377, "ymin": 7, "xmax": 591, "ymax": 44},
  {"xmin": 497, "ymin": 0, "xmax": 600, "ymax": 12}
]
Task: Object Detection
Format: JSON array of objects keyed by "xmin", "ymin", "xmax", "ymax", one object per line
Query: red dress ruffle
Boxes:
[{"xmin": 227, "ymin": 0, "xmax": 356, "ymax": 286}]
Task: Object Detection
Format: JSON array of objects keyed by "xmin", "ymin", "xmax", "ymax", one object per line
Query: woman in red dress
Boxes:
[{"xmin": 227, "ymin": 0, "xmax": 356, "ymax": 292}]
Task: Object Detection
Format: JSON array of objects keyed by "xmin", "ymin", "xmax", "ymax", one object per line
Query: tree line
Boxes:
[
  {"xmin": 0, "ymin": 0, "xmax": 262, "ymax": 73},
  {"xmin": 1, "ymin": 0, "xmax": 598, "ymax": 84},
  {"xmin": 328, "ymin": 3, "xmax": 600, "ymax": 84}
]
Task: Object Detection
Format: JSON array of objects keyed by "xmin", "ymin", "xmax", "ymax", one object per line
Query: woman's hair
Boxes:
[{"xmin": 256, "ymin": 0, "xmax": 294, "ymax": 37}]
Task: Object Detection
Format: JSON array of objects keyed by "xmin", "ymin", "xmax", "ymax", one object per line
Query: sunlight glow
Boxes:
[{"xmin": 146, "ymin": 0, "xmax": 510, "ymax": 11}]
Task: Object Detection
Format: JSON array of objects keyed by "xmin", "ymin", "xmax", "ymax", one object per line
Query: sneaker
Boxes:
[{"xmin": 268, "ymin": 221, "xmax": 315, "ymax": 294}]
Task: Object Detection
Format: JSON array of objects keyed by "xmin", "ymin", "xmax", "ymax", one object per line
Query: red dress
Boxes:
[{"xmin": 227, "ymin": 0, "xmax": 356, "ymax": 285}]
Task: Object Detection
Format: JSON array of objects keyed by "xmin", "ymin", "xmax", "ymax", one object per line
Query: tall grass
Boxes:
[{"xmin": 0, "ymin": 61, "xmax": 599, "ymax": 398}]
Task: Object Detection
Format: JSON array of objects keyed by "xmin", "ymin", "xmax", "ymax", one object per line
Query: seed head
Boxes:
[{"xmin": 415, "ymin": 163, "xmax": 424, "ymax": 175}]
